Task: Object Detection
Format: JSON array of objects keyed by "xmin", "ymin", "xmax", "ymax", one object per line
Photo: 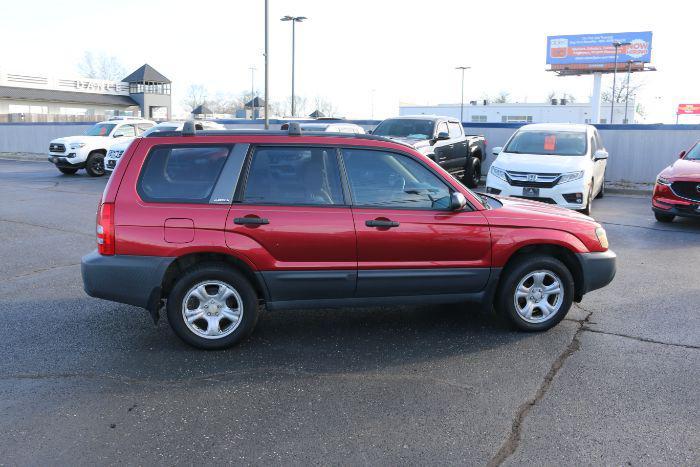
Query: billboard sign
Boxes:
[
  {"xmin": 677, "ymin": 104, "xmax": 700, "ymax": 115},
  {"xmin": 547, "ymin": 31, "xmax": 652, "ymax": 65}
]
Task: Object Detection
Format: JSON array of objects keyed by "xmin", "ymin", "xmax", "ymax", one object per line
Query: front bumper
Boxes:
[
  {"xmin": 81, "ymin": 251, "xmax": 175, "ymax": 310},
  {"xmin": 576, "ymin": 250, "xmax": 616, "ymax": 295},
  {"xmin": 48, "ymin": 154, "xmax": 85, "ymax": 169},
  {"xmin": 652, "ymin": 197, "xmax": 700, "ymax": 219},
  {"xmin": 485, "ymin": 175, "xmax": 588, "ymax": 210}
]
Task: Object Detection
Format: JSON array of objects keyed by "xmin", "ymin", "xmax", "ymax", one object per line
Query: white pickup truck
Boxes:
[{"xmin": 48, "ymin": 118, "xmax": 155, "ymax": 176}]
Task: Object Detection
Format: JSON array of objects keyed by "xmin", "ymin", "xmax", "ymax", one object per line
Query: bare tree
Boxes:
[
  {"xmin": 208, "ymin": 92, "xmax": 242, "ymax": 115},
  {"xmin": 601, "ymin": 80, "xmax": 644, "ymax": 104},
  {"xmin": 77, "ymin": 51, "xmax": 126, "ymax": 81},
  {"xmin": 493, "ymin": 91, "xmax": 510, "ymax": 104},
  {"xmin": 312, "ymin": 96, "xmax": 338, "ymax": 117},
  {"xmin": 182, "ymin": 84, "xmax": 208, "ymax": 113}
]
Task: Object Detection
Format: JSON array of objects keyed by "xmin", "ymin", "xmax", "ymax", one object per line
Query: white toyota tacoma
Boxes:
[
  {"xmin": 104, "ymin": 120, "xmax": 226, "ymax": 174},
  {"xmin": 48, "ymin": 118, "xmax": 155, "ymax": 176},
  {"xmin": 485, "ymin": 123, "xmax": 608, "ymax": 216}
]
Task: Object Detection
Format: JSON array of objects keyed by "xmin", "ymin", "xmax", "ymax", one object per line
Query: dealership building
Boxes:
[
  {"xmin": 400, "ymin": 100, "xmax": 635, "ymax": 125},
  {"xmin": 0, "ymin": 64, "xmax": 171, "ymax": 121}
]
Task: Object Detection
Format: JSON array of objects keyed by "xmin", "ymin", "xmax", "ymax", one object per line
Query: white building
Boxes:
[{"xmin": 399, "ymin": 100, "xmax": 635, "ymax": 124}]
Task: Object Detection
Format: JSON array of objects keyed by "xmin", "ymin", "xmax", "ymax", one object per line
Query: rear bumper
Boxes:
[
  {"xmin": 81, "ymin": 250, "xmax": 174, "ymax": 310},
  {"xmin": 576, "ymin": 250, "xmax": 616, "ymax": 295}
]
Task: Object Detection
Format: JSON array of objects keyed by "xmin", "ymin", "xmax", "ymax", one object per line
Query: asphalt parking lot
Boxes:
[{"xmin": 0, "ymin": 159, "xmax": 698, "ymax": 465}]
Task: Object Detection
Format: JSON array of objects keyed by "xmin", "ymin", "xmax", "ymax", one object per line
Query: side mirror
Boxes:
[
  {"xmin": 367, "ymin": 129, "xmax": 373, "ymax": 134},
  {"xmin": 436, "ymin": 131, "xmax": 450, "ymax": 141},
  {"xmin": 450, "ymin": 192, "xmax": 467, "ymax": 211},
  {"xmin": 593, "ymin": 149, "xmax": 608, "ymax": 160},
  {"xmin": 492, "ymin": 146, "xmax": 502, "ymax": 156},
  {"xmin": 113, "ymin": 132, "xmax": 124, "ymax": 138},
  {"xmin": 679, "ymin": 150, "xmax": 686, "ymax": 159}
]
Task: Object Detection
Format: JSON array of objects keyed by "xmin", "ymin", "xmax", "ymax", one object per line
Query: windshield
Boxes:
[
  {"xmin": 142, "ymin": 125, "xmax": 178, "ymax": 136},
  {"xmin": 372, "ymin": 119, "xmax": 435, "ymax": 139},
  {"xmin": 504, "ymin": 130, "xmax": 587, "ymax": 156},
  {"xmin": 85, "ymin": 123, "xmax": 116, "ymax": 137},
  {"xmin": 685, "ymin": 143, "xmax": 700, "ymax": 161}
]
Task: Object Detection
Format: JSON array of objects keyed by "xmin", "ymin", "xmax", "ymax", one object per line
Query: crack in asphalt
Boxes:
[
  {"xmin": 0, "ymin": 218, "xmax": 92, "ymax": 238},
  {"xmin": 4, "ymin": 263, "xmax": 80, "ymax": 281},
  {"xmin": 487, "ymin": 304, "xmax": 592, "ymax": 467},
  {"xmin": 581, "ymin": 326, "xmax": 700, "ymax": 350}
]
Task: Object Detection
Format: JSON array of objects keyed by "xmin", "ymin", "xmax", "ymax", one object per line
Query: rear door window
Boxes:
[
  {"xmin": 448, "ymin": 122, "xmax": 463, "ymax": 138},
  {"xmin": 138, "ymin": 146, "xmax": 231, "ymax": 203},
  {"xmin": 242, "ymin": 146, "xmax": 344, "ymax": 205}
]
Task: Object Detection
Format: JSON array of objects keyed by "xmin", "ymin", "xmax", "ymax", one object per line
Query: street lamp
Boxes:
[
  {"xmin": 455, "ymin": 66, "xmax": 471, "ymax": 123},
  {"xmin": 280, "ymin": 15, "xmax": 307, "ymax": 117},
  {"xmin": 264, "ymin": 0, "xmax": 269, "ymax": 128},
  {"xmin": 610, "ymin": 41, "xmax": 630, "ymax": 124}
]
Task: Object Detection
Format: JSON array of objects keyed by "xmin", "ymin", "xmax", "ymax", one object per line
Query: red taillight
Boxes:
[{"xmin": 97, "ymin": 202, "xmax": 115, "ymax": 255}]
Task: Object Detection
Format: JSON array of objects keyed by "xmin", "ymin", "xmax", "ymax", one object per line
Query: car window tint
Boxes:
[
  {"xmin": 342, "ymin": 149, "xmax": 451, "ymax": 210},
  {"xmin": 448, "ymin": 122, "xmax": 462, "ymax": 138},
  {"xmin": 243, "ymin": 147, "xmax": 344, "ymax": 205},
  {"xmin": 138, "ymin": 146, "xmax": 230, "ymax": 203}
]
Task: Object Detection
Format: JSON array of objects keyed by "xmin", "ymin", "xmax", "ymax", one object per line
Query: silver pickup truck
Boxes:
[{"xmin": 370, "ymin": 116, "xmax": 487, "ymax": 188}]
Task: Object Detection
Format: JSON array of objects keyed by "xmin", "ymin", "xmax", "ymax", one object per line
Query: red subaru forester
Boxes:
[
  {"xmin": 81, "ymin": 123, "xmax": 616, "ymax": 349},
  {"xmin": 652, "ymin": 141, "xmax": 700, "ymax": 222}
]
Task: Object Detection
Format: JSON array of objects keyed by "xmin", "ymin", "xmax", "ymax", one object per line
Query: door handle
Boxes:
[
  {"xmin": 234, "ymin": 217, "xmax": 269, "ymax": 225},
  {"xmin": 366, "ymin": 219, "xmax": 399, "ymax": 228}
]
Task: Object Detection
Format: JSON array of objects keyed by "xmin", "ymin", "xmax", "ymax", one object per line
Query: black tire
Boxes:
[
  {"xmin": 58, "ymin": 167, "xmax": 78, "ymax": 175},
  {"xmin": 166, "ymin": 263, "xmax": 259, "ymax": 350},
  {"xmin": 85, "ymin": 151, "xmax": 105, "ymax": 177},
  {"xmin": 654, "ymin": 212, "xmax": 675, "ymax": 223},
  {"xmin": 579, "ymin": 185, "xmax": 593, "ymax": 216},
  {"xmin": 495, "ymin": 255, "xmax": 574, "ymax": 332},
  {"xmin": 462, "ymin": 155, "xmax": 481, "ymax": 188}
]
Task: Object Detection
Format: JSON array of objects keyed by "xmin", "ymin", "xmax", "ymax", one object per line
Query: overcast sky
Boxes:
[{"xmin": 2, "ymin": 0, "xmax": 698, "ymax": 122}]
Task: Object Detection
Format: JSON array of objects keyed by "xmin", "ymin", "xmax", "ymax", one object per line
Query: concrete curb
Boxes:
[{"xmin": 0, "ymin": 152, "xmax": 45, "ymax": 162}]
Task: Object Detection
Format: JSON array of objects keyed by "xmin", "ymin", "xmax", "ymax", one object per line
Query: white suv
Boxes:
[
  {"xmin": 485, "ymin": 123, "xmax": 608, "ymax": 215},
  {"xmin": 48, "ymin": 118, "xmax": 155, "ymax": 176},
  {"xmin": 104, "ymin": 120, "xmax": 226, "ymax": 174}
]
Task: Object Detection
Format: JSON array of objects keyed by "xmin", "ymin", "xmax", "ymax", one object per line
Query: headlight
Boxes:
[
  {"xmin": 558, "ymin": 171, "xmax": 584, "ymax": 184},
  {"xmin": 490, "ymin": 166, "xmax": 507, "ymax": 181},
  {"xmin": 595, "ymin": 227, "xmax": 609, "ymax": 249},
  {"xmin": 70, "ymin": 142, "xmax": 86, "ymax": 149},
  {"xmin": 656, "ymin": 176, "xmax": 671, "ymax": 186}
]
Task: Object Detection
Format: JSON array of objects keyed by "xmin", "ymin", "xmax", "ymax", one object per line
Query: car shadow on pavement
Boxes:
[{"xmin": 0, "ymin": 297, "xmax": 540, "ymax": 383}]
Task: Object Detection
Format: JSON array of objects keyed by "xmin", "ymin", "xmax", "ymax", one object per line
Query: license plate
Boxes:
[{"xmin": 522, "ymin": 187, "xmax": 540, "ymax": 198}]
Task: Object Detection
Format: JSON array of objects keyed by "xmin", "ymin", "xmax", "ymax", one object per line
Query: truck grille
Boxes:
[
  {"xmin": 49, "ymin": 143, "xmax": 66, "ymax": 153},
  {"xmin": 671, "ymin": 181, "xmax": 700, "ymax": 202},
  {"xmin": 506, "ymin": 171, "xmax": 561, "ymax": 188}
]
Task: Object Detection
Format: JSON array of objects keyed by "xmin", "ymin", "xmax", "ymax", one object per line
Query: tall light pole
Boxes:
[
  {"xmin": 264, "ymin": 0, "xmax": 269, "ymax": 129},
  {"xmin": 610, "ymin": 41, "xmax": 630, "ymax": 124},
  {"xmin": 455, "ymin": 66, "xmax": 471, "ymax": 123},
  {"xmin": 281, "ymin": 15, "xmax": 307, "ymax": 117}
]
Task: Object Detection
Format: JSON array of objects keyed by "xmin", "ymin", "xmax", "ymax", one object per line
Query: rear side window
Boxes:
[
  {"xmin": 138, "ymin": 146, "xmax": 230, "ymax": 203},
  {"xmin": 448, "ymin": 122, "xmax": 463, "ymax": 138},
  {"xmin": 243, "ymin": 146, "xmax": 344, "ymax": 205}
]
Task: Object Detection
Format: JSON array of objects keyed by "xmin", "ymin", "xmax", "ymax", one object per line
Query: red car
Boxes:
[
  {"xmin": 652, "ymin": 142, "xmax": 700, "ymax": 222},
  {"xmin": 81, "ymin": 123, "xmax": 616, "ymax": 349}
]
